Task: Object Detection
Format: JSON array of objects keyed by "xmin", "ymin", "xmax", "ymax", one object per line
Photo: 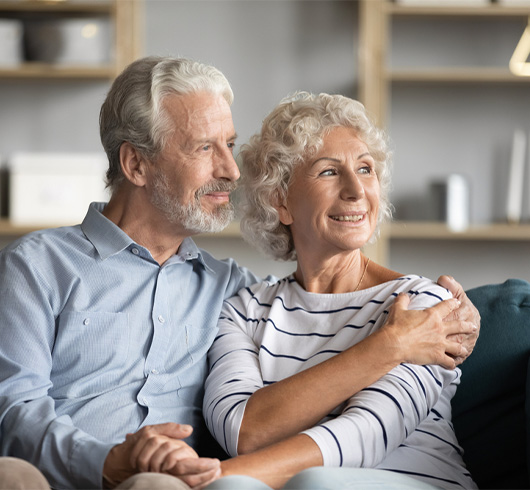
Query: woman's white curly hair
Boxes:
[{"xmin": 239, "ymin": 91, "xmax": 393, "ymax": 261}]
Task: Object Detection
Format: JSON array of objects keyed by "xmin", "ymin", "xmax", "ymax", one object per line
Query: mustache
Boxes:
[{"xmin": 196, "ymin": 180, "xmax": 238, "ymax": 198}]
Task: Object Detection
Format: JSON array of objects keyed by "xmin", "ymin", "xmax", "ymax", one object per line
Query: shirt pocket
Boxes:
[{"xmin": 51, "ymin": 310, "xmax": 130, "ymax": 399}]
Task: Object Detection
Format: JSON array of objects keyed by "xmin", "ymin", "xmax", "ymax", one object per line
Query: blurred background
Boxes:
[{"xmin": 0, "ymin": 0, "xmax": 529, "ymax": 289}]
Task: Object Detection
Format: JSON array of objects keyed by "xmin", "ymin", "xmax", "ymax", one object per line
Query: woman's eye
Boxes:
[
  {"xmin": 319, "ymin": 169, "xmax": 336, "ymax": 176},
  {"xmin": 359, "ymin": 165, "xmax": 373, "ymax": 175}
]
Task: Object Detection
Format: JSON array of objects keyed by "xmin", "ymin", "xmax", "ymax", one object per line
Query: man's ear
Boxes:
[{"xmin": 119, "ymin": 142, "xmax": 148, "ymax": 187}]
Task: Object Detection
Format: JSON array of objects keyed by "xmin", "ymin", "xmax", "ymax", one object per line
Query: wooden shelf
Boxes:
[
  {"xmin": 388, "ymin": 221, "xmax": 530, "ymax": 241},
  {"xmin": 386, "ymin": 4, "xmax": 530, "ymax": 17},
  {"xmin": 0, "ymin": 63, "xmax": 116, "ymax": 79},
  {"xmin": 0, "ymin": 1, "xmax": 113, "ymax": 13},
  {"xmin": 0, "ymin": 218, "xmax": 243, "ymax": 239},
  {"xmin": 3, "ymin": 219, "xmax": 530, "ymax": 242},
  {"xmin": 388, "ymin": 67, "xmax": 529, "ymax": 83}
]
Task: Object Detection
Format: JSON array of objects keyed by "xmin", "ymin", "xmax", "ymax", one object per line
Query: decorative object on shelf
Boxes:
[
  {"xmin": 24, "ymin": 17, "xmax": 112, "ymax": 66},
  {"xmin": 431, "ymin": 174, "xmax": 470, "ymax": 232},
  {"xmin": 509, "ymin": 16, "xmax": 530, "ymax": 77},
  {"xmin": 0, "ymin": 19, "xmax": 22, "ymax": 67},
  {"xmin": 8, "ymin": 152, "xmax": 109, "ymax": 226},
  {"xmin": 506, "ymin": 129, "xmax": 527, "ymax": 224}
]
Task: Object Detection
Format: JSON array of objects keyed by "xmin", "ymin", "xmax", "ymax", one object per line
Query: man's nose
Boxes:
[{"xmin": 215, "ymin": 147, "xmax": 240, "ymax": 182}]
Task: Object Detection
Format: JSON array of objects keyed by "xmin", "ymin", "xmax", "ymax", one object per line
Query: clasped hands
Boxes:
[
  {"xmin": 103, "ymin": 423, "xmax": 222, "ymax": 489},
  {"xmin": 382, "ymin": 275, "xmax": 480, "ymax": 370}
]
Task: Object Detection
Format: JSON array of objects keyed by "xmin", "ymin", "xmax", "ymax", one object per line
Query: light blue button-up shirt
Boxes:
[{"xmin": 0, "ymin": 202, "xmax": 259, "ymax": 489}]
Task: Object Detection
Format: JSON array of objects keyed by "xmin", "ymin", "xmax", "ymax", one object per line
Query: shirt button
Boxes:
[
  {"xmin": 131, "ymin": 248, "xmax": 140, "ymax": 255},
  {"xmin": 83, "ymin": 318, "xmax": 90, "ymax": 326},
  {"xmin": 151, "ymin": 369, "xmax": 159, "ymax": 375},
  {"xmin": 158, "ymin": 315, "xmax": 165, "ymax": 324},
  {"xmin": 142, "ymin": 397, "xmax": 148, "ymax": 406}
]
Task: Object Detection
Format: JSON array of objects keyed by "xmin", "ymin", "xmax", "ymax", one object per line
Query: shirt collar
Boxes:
[
  {"xmin": 171, "ymin": 236, "xmax": 214, "ymax": 272},
  {"xmin": 82, "ymin": 202, "xmax": 133, "ymax": 260},
  {"xmin": 81, "ymin": 202, "xmax": 213, "ymax": 271}
]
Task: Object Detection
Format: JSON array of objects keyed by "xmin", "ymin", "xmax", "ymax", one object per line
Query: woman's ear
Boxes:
[
  {"xmin": 273, "ymin": 192, "xmax": 293, "ymax": 226},
  {"xmin": 119, "ymin": 142, "xmax": 148, "ymax": 187}
]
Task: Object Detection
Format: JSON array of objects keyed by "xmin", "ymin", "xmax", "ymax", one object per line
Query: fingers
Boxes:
[
  {"xmin": 165, "ymin": 458, "xmax": 221, "ymax": 489},
  {"xmin": 391, "ymin": 292, "xmax": 411, "ymax": 311},
  {"xmin": 437, "ymin": 275, "xmax": 464, "ymax": 301},
  {"xmin": 127, "ymin": 424, "xmax": 198, "ymax": 473}
]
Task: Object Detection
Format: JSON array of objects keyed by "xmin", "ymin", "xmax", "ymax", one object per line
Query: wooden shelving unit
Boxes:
[
  {"xmin": 358, "ymin": 0, "xmax": 530, "ymax": 266},
  {"xmin": 0, "ymin": 0, "xmax": 142, "ymax": 79}
]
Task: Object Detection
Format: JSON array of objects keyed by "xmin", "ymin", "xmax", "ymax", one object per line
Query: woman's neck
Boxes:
[{"xmin": 294, "ymin": 251, "xmax": 369, "ymax": 294}]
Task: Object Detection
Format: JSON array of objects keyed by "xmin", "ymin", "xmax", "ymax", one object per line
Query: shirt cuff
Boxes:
[
  {"xmin": 301, "ymin": 426, "xmax": 337, "ymax": 466},
  {"xmin": 70, "ymin": 435, "xmax": 115, "ymax": 488}
]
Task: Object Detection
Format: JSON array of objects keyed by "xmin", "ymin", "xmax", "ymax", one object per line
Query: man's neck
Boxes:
[{"xmin": 103, "ymin": 189, "xmax": 189, "ymax": 265}]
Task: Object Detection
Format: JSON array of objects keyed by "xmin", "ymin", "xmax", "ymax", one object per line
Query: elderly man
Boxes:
[{"xmin": 0, "ymin": 56, "xmax": 478, "ymax": 490}]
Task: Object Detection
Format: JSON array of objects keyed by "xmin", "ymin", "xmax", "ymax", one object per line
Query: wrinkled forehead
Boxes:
[{"xmin": 163, "ymin": 91, "xmax": 235, "ymax": 140}]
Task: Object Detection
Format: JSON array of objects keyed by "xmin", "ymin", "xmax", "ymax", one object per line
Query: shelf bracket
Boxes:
[{"xmin": 509, "ymin": 17, "xmax": 530, "ymax": 77}]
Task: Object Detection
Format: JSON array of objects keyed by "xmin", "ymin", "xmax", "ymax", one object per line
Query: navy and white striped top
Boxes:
[{"xmin": 204, "ymin": 274, "xmax": 477, "ymax": 489}]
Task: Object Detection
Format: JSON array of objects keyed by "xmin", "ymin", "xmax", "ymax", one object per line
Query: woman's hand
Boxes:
[
  {"xmin": 437, "ymin": 275, "xmax": 481, "ymax": 365},
  {"xmin": 381, "ymin": 293, "xmax": 477, "ymax": 370}
]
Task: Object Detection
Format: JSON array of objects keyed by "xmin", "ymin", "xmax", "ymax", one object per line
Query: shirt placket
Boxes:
[{"xmin": 137, "ymin": 265, "xmax": 171, "ymax": 409}]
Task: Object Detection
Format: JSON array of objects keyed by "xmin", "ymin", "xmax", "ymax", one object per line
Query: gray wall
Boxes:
[{"xmin": 1, "ymin": 0, "xmax": 529, "ymax": 287}]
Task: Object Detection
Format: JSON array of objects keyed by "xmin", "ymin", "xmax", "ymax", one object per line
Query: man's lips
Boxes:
[{"xmin": 203, "ymin": 191, "xmax": 231, "ymax": 203}]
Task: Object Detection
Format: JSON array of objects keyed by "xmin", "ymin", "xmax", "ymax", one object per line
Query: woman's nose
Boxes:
[{"xmin": 341, "ymin": 172, "xmax": 365, "ymax": 200}]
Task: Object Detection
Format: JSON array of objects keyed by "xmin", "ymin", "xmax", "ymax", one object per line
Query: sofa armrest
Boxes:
[{"xmin": 452, "ymin": 279, "xmax": 530, "ymax": 489}]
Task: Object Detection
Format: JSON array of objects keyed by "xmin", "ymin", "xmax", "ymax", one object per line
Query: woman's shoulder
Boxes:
[
  {"xmin": 367, "ymin": 262, "xmax": 451, "ymax": 300},
  {"xmin": 227, "ymin": 274, "xmax": 296, "ymax": 305}
]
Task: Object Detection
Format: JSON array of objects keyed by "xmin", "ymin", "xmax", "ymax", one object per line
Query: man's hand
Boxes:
[
  {"xmin": 102, "ymin": 423, "xmax": 221, "ymax": 489},
  {"xmin": 437, "ymin": 275, "xmax": 481, "ymax": 365},
  {"xmin": 382, "ymin": 293, "xmax": 477, "ymax": 370}
]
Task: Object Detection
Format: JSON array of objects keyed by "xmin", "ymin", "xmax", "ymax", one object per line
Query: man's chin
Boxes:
[{"xmin": 182, "ymin": 207, "xmax": 235, "ymax": 235}]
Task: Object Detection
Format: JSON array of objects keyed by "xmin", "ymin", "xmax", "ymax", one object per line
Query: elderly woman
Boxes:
[{"xmin": 202, "ymin": 92, "xmax": 477, "ymax": 490}]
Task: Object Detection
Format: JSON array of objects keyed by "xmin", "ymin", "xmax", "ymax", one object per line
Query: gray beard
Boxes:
[{"xmin": 150, "ymin": 172, "xmax": 236, "ymax": 234}]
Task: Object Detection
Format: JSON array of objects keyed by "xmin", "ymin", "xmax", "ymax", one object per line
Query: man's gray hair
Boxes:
[
  {"xmin": 239, "ymin": 91, "xmax": 393, "ymax": 262},
  {"xmin": 100, "ymin": 56, "xmax": 234, "ymax": 192}
]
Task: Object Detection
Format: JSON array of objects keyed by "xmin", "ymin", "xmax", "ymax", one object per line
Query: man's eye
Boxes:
[
  {"xmin": 202, "ymin": 145, "xmax": 211, "ymax": 151},
  {"xmin": 228, "ymin": 142, "xmax": 236, "ymax": 151}
]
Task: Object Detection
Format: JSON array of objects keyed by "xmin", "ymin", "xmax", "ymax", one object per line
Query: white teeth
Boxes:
[{"xmin": 331, "ymin": 215, "xmax": 363, "ymax": 222}]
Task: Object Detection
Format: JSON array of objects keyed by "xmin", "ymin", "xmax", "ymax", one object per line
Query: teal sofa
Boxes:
[{"xmin": 452, "ymin": 279, "xmax": 530, "ymax": 489}]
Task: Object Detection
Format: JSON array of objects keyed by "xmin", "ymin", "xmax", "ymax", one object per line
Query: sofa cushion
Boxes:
[{"xmin": 452, "ymin": 279, "xmax": 530, "ymax": 489}]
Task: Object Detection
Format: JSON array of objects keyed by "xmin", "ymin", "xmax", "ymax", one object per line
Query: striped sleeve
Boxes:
[
  {"xmin": 203, "ymin": 288, "xmax": 264, "ymax": 457},
  {"xmin": 302, "ymin": 284, "xmax": 458, "ymax": 468},
  {"xmin": 303, "ymin": 361, "xmax": 460, "ymax": 467}
]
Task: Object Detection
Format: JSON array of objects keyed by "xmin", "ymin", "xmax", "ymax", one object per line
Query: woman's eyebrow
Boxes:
[
  {"xmin": 311, "ymin": 156, "xmax": 341, "ymax": 167},
  {"xmin": 311, "ymin": 152, "xmax": 372, "ymax": 167}
]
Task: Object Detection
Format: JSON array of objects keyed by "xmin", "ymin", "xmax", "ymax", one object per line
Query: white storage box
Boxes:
[
  {"xmin": 8, "ymin": 153, "xmax": 109, "ymax": 226},
  {"xmin": 24, "ymin": 18, "xmax": 112, "ymax": 65},
  {"xmin": 0, "ymin": 19, "xmax": 23, "ymax": 67}
]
